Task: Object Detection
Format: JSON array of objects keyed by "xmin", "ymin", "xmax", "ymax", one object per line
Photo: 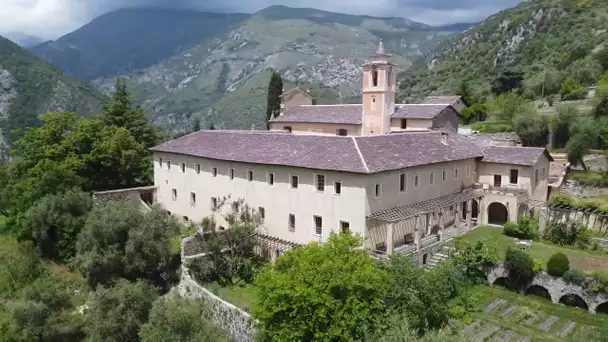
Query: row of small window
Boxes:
[
  {"xmin": 373, "ymin": 166, "xmax": 471, "ymax": 197},
  {"xmin": 288, "ymin": 214, "xmax": 350, "ymax": 236},
  {"xmin": 162, "ymin": 158, "xmax": 343, "ymax": 194}
]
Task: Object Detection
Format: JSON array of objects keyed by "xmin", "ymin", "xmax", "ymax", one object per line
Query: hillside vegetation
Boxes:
[
  {"xmin": 0, "ymin": 35, "xmax": 105, "ymax": 155},
  {"xmin": 73, "ymin": 5, "xmax": 460, "ymax": 132},
  {"xmin": 399, "ymin": 0, "xmax": 608, "ymax": 102}
]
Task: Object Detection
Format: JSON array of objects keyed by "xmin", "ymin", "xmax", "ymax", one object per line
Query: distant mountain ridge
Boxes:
[
  {"xmin": 30, "ymin": 5, "xmax": 469, "ymax": 132},
  {"xmin": 0, "ymin": 35, "xmax": 105, "ymax": 157},
  {"xmin": 30, "ymin": 8, "xmax": 249, "ymax": 80}
]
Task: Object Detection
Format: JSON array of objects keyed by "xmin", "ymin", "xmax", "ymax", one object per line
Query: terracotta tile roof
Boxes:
[
  {"xmin": 422, "ymin": 95, "xmax": 464, "ymax": 105},
  {"xmin": 391, "ymin": 104, "xmax": 451, "ymax": 119},
  {"xmin": 270, "ymin": 105, "xmax": 362, "ymax": 124},
  {"xmin": 481, "ymin": 146, "xmax": 553, "ymax": 166},
  {"xmin": 150, "ymin": 130, "xmax": 484, "ymax": 174}
]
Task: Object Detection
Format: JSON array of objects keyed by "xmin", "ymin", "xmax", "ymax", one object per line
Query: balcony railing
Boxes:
[{"xmin": 474, "ymin": 182, "xmax": 528, "ymax": 195}]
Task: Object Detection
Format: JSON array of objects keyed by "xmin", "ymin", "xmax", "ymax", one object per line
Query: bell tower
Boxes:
[{"xmin": 362, "ymin": 41, "xmax": 396, "ymax": 135}]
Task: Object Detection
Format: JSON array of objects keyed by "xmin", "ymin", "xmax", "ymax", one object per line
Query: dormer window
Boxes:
[
  {"xmin": 283, "ymin": 126, "xmax": 292, "ymax": 133},
  {"xmin": 337, "ymin": 129, "xmax": 348, "ymax": 136},
  {"xmin": 401, "ymin": 119, "xmax": 407, "ymax": 129}
]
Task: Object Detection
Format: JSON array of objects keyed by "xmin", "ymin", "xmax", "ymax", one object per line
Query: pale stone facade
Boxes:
[{"xmin": 145, "ymin": 43, "xmax": 554, "ymax": 260}]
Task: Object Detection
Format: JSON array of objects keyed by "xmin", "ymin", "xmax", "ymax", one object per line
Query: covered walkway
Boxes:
[{"xmin": 367, "ymin": 189, "xmax": 484, "ymax": 256}]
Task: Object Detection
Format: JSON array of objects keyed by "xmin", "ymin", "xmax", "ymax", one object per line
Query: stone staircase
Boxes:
[{"xmin": 424, "ymin": 246, "xmax": 455, "ymax": 271}]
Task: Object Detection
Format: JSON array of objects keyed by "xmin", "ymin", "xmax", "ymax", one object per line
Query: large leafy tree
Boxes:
[
  {"xmin": 139, "ymin": 294, "xmax": 228, "ymax": 342},
  {"xmin": 566, "ymin": 118, "xmax": 599, "ymax": 170},
  {"xmin": 254, "ymin": 232, "xmax": 389, "ymax": 342},
  {"xmin": 102, "ymin": 77, "xmax": 158, "ymax": 149},
  {"xmin": 74, "ymin": 201, "xmax": 180, "ymax": 287},
  {"xmin": 190, "ymin": 198, "xmax": 261, "ymax": 285},
  {"xmin": 491, "ymin": 69, "xmax": 523, "ymax": 95},
  {"xmin": 383, "ymin": 255, "xmax": 458, "ymax": 334},
  {"xmin": 452, "ymin": 240, "xmax": 499, "ymax": 311},
  {"xmin": 84, "ymin": 279, "xmax": 158, "ymax": 342},
  {"xmin": 265, "ymin": 71, "xmax": 283, "ymax": 128},
  {"xmin": 21, "ymin": 190, "xmax": 92, "ymax": 262}
]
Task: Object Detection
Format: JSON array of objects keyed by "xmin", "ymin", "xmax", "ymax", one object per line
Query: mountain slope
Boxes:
[
  {"xmin": 30, "ymin": 8, "xmax": 249, "ymax": 80},
  {"xmin": 398, "ymin": 0, "xmax": 608, "ymax": 101},
  {"xmin": 86, "ymin": 6, "xmax": 460, "ymax": 131},
  {"xmin": 0, "ymin": 35, "xmax": 105, "ymax": 155}
]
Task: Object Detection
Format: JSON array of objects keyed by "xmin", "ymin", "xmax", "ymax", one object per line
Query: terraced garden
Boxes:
[{"xmin": 453, "ymin": 285, "xmax": 608, "ymax": 341}]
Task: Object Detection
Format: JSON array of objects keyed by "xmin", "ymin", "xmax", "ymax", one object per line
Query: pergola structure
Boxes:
[
  {"xmin": 253, "ymin": 233, "xmax": 302, "ymax": 260},
  {"xmin": 366, "ymin": 189, "xmax": 484, "ymax": 256}
]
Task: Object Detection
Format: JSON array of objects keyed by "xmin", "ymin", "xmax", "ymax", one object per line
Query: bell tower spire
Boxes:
[{"xmin": 361, "ymin": 41, "xmax": 396, "ymax": 135}]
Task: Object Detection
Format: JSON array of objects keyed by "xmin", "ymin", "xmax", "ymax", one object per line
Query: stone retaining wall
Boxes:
[
  {"xmin": 176, "ymin": 267, "xmax": 256, "ymax": 342},
  {"xmin": 487, "ymin": 264, "xmax": 608, "ymax": 313}
]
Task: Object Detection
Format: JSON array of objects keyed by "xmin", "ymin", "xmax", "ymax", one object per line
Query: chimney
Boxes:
[{"xmin": 440, "ymin": 132, "xmax": 448, "ymax": 145}]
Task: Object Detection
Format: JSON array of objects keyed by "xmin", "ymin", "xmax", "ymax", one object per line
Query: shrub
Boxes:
[
  {"xmin": 560, "ymin": 77, "xmax": 586, "ymax": 101},
  {"xmin": 563, "ymin": 268, "xmax": 585, "ymax": 285},
  {"xmin": 504, "ymin": 247, "xmax": 535, "ymax": 292},
  {"xmin": 547, "ymin": 253, "xmax": 570, "ymax": 277},
  {"xmin": 543, "ymin": 221, "xmax": 579, "ymax": 246},
  {"xmin": 533, "ymin": 258, "xmax": 544, "ymax": 274},
  {"xmin": 450, "ymin": 305, "xmax": 466, "ymax": 319},
  {"xmin": 503, "ymin": 222, "xmax": 520, "ymax": 238},
  {"xmin": 503, "ymin": 216, "xmax": 538, "ymax": 240}
]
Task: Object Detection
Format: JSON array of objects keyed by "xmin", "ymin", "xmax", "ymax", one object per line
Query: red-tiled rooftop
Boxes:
[
  {"xmin": 392, "ymin": 104, "xmax": 453, "ymax": 119},
  {"xmin": 481, "ymin": 146, "xmax": 553, "ymax": 166},
  {"xmin": 422, "ymin": 95, "xmax": 464, "ymax": 105},
  {"xmin": 150, "ymin": 130, "xmax": 484, "ymax": 174},
  {"xmin": 270, "ymin": 105, "xmax": 363, "ymax": 125},
  {"xmin": 270, "ymin": 103, "xmax": 454, "ymax": 124}
]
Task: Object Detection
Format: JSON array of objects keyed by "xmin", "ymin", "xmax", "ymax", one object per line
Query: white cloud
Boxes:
[{"xmin": 0, "ymin": 0, "xmax": 521, "ymax": 40}]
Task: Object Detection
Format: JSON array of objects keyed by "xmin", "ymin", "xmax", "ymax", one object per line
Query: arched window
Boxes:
[{"xmin": 371, "ymin": 68, "xmax": 378, "ymax": 87}]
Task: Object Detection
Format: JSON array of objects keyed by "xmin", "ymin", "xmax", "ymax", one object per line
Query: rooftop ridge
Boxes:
[
  {"xmin": 298, "ymin": 104, "xmax": 362, "ymax": 107},
  {"xmin": 351, "ymin": 137, "xmax": 370, "ymax": 173}
]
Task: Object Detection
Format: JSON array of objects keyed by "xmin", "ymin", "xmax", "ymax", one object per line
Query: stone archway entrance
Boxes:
[
  {"xmin": 596, "ymin": 302, "xmax": 608, "ymax": 315},
  {"xmin": 488, "ymin": 202, "xmax": 508, "ymax": 226},
  {"xmin": 559, "ymin": 294, "xmax": 589, "ymax": 310},
  {"xmin": 525, "ymin": 285, "xmax": 552, "ymax": 301}
]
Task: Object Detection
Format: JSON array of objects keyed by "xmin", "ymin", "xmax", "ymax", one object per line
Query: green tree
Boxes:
[
  {"xmin": 139, "ymin": 294, "xmax": 228, "ymax": 342},
  {"xmin": 74, "ymin": 201, "xmax": 180, "ymax": 287},
  {"xmin": 593, "ymin": 48, "xmax": 608, "ymax": 72},
  {"xmin": 460, "ymin": 104, "xmax": 488, "ymax": 124},
  {"xmin": 190, "ymin": 199, "xmax": 261, "ymax": 285},
  {"xmin": 192, "ymin": 119, "xmax": 201, "ymax": 132},
  {"xmin": 504, "ymin": 247, "xmax": 535, "ymax": 293},
  {"xmin": 566, "ymin": 119, "xmax": 599, "ymax": 170},
  {"xmin": 594, "ymin": 96, "xmax": 608, "ymax": 119},
  {"xmin": 102, "ymin": 77, "xmax": 158, "ymax": 149},
  {"xmin": 560, "ymin": 77, "xmax": 586, "ymax": 100},
  {"xmin": 489, "ymin": 93, "xmax": 533, "ymax": 122},
  {"xmin": 452, "ymin": 240, "xmax": 499, "ymax": 311},
  {"xmin": 384, "ymin": 255, "xmax": 456, "ymax": 333},
  {"xmin": 84, "ymin": 279, "xmax": 158, "ymax": 342},
  {"xmin": 524, "ymin": 69, "xmax": 563, "ymax": 99},
  {"xmin": 265, "ymin": 71, "xmax": 283, "ymax": 128},
  {"xmin": 512, "ymin": 112, "xmax": 549, "ymax": 147},
  {"xmin": 0, "ymin": 242, "xmax": 45, "ymax": 298},
  {"xmin": 254, "ymin": 232, "xmax": 389, "ymax": 342},
  {"xmin": 491, "ymin": 69, "xmax": 523, "ymax": 95},
  {"xmin": 455, "ymin": 79, "xmax": 474, "ymax": 105},
  {"xmin": 21, "ymin": 190, "xmax": 92, "ymax": 262},
  {"xmin": 552, "ymin": 105, "xmax": 579, "ymax": 148}
]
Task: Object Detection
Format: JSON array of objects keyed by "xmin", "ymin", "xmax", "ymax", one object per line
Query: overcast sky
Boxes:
[{"xmin": 0, "ymin": 0, "xmax": 521, "ymax": 41}]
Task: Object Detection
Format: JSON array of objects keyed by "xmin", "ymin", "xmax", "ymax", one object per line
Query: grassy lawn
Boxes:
[
  {"xmin": 204, "ymin": 281, "xmax": 257, "ymax": 314},
  {"xmin": 452, "ymin": 285, "xmax": 608, "ymax": 341},
  {"xmin": 458, "ymin": 226, "xmax": 608, "ymax": 272}
]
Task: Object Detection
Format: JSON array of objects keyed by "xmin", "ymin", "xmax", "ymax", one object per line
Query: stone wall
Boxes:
[
  {"xmin": 487, "ymin": 264, "xmax": 608, "ymax": 313},
  {"xmin": 176, "ymin": 267, "xmax": 256, "ymax": 342}
]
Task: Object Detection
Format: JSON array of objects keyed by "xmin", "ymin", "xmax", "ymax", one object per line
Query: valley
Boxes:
[{"xmin": 30, "ymin": 6, "xmax": 462, "ymax": 132}]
